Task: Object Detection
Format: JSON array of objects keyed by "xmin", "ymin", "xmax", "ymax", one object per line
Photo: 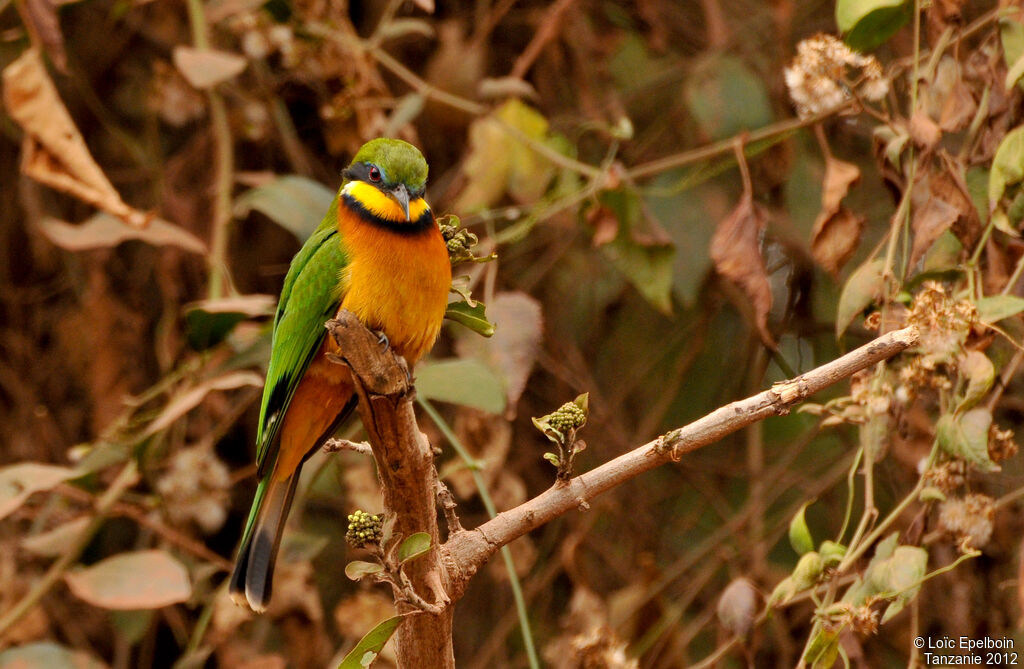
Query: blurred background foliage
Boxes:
[{"xmin": 0, "ymin": 0, "xmax": 1023, "ymax": 667}]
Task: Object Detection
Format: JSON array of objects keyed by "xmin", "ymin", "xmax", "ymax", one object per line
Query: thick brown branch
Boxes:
[
  {"xmin": 442, "ymin": 326, "xmax": 919, "ymax": 596},
  {"xmin": 326, "ymin": 311, "xmax": 454, "ymax": 669}
]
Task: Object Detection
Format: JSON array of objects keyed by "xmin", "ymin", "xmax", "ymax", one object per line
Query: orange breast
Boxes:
[{"xmin": 336, "ymin": 204, "xmax": 451, "ymax": 365}]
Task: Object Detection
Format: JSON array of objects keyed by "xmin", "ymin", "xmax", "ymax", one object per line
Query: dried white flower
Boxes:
[
  {"xmin": 938, "ymin": 493, "xmax": 995, "ymax": 550},
  {"xmin": 157, "ymin": 445, "xmax": 232, "ymax": 534},
  {"xmin": 784, "ymin": 34, "xmax": 889, "ymax": 118}
]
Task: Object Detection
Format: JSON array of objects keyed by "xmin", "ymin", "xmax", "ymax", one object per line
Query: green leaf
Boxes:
[
  {"xmin": 936, "ymin": 408, "xmax": 1000, "ymax": 472},
  {"xmin": 444, "ymin": 300, "xmax": 496, "ymax": 337},
  {"xmin": 819, "ymin": 540, "xmax": 847, "ymax": 567},
  {"xmin": 788, "ymin": 501, "xmax": 815, "ymax": 556},
  {"xmin": 595, "ymin": 188, "xmax": 675, "ymax": 315},
  {"xmin": 877, "ymin": 546, "xmax": 928, "ymax": 622},
  {"xmin": 791, "ymin": 551, "xmax": 824, "ymax": 590},
  {"xmin": 64, "ymin": 550, "xmax": 191, "ymax": 610},
  {"xmin": 684, "ymin": 54, "xmax": 773, "ymax": 142},
  {"xmin": 767, "ymin": 576, "xmax": 797, "ymax": 607},
  {"xmin": 543, "ymin": 452, "xmax": 561, "ymax": 467},
  {"xmin": 989, "ymin": 125, "xmax": 1024, "ymax": 211},
  {"xmin": 110, "ymin": 610, "xmax": 153, "ymax": 645},
  {"xmin": 803, "ymin": 627, "xmax": 841, "ymax": 669},
  {"xmin": 976, "ymin": 294, "xmax": 1024, "ymax": 324},
  {"xmin": 336, "ymin": 615, "xmax": 406, "ymax": 669},
  {"xmin": 455, "ymin": 99, "xmax": 562, "ymax": 211},
  {"xmin": 920, "ymin": 486, "xmax": 947, "ymax": 502},
  {"xmin": 836, "ymin": 0, "xmax": 912, "ymax": 51},
  {"xmin": 1001, "ymin": 17, "xmax": 1024, "ymax": 91},
  {"xmin": 397, "ymin": 532, "xmax": 432, "ymax": 565},
  {"xmin": 184, "ymin": 294, "xmax": 276, "ymax": 350},
  {"xmin": 234, "ymin": 175, "xmax": 336, "ymax": 241},
  {"xmin": 344, "ymin": 561, "xmax": 384, "ymax": 581},
  {"xmin": 836, "ymin": 259, "xmax": 885, "ymax": 338},
  {"xmin": 955, "ymin": 351, "xmax": 994, "ymax": 413},
  {"xmin": 415, "ymin": 358, "xmax": 506, "ymax": 413}
]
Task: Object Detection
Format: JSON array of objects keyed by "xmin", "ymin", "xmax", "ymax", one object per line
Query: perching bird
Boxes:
[{"xmin": 229, "ymin": 138, "xmax": 452, "ymax": 612}]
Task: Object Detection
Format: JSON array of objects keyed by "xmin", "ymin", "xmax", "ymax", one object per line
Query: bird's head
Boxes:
[{"xmin": 342, "ymin": 138, "xmax": 429, "ymax": 223}]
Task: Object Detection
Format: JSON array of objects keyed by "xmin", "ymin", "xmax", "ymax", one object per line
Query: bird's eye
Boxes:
[{"xmin": 368, "ymin": 166, "xmax": 382, "ymax": 182}]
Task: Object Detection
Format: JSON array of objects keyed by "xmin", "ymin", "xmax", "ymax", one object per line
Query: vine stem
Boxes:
[{"xmin": 184, "ymin": 0, "xmax": 234, "ymax": 299}]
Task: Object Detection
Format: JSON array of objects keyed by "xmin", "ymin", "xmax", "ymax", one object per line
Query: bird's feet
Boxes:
[{"xmin": 372, "ymin": 329, "xmax": 390, "ymax": 352}]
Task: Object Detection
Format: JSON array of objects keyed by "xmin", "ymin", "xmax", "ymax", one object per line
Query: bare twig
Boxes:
[
  {"xmin": 436, "ymin": 480, "xmax": 464, "ymax": 534},
  {"xmin": 322, "ymin": 438, "xmax": 373, "ymax": 456}
]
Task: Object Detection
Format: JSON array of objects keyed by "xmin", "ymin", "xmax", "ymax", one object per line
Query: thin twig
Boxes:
[{"xmin": 445, "ymin": 326, "xmax": 920, "ymax": 581}]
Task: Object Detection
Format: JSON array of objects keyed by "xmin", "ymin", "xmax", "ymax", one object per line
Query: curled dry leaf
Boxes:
[
  {"xmin": 710, "ymin": 192, "xmax": 774, "ymax": 345},
  {"xmin": 2, "ymin": 49, "xmax": 150, "ymax": 228},
  {"xmin": 811, "ymin": 157, "xmax": 864, "ymax": 276}
]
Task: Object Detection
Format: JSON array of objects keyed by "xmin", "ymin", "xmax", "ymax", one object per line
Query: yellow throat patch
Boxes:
[{"xmin": 342, "ymin": 181, "xmax": 430, "ymax": 223}]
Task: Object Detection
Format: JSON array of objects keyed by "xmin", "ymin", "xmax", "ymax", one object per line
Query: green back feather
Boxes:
[{"xmin": 255, "ymin": 196, "xmax": 348, "ymax": 474}]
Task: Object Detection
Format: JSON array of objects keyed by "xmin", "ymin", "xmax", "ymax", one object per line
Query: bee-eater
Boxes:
[{"xmin": 229, "ymin": 139, "xmax": 452, "ymax": 612}]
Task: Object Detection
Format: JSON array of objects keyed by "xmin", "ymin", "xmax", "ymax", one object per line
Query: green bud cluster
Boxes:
[
  {"xmin": 346, "ymin": 510, "xmax": 383, "ymax": 548},
  {"xmin": 548, "ymin": 402, "xmax": 586, "ymax": 432},
  {"xmin": 441, "ymin": 221, "xmax": 480, "ymax": 264}
]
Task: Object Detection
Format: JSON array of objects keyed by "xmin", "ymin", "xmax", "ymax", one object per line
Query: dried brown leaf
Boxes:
[
  {"xmin": 819, "ymin": 157, "xmax": 861, "ymax": 215},
  {"xmin": 0, "ymin": 463, "xmax": 78, "ymax": 520},
  {"xmin": 910, "ymin": 196, "xmax": 959, "ymax": 267},
  {"xmin": 38, "ymin": 214, "xmax": 206, "ymax": 254},
  {"xmin": 588, "ymin": 204, "xmax": 620, "ymax": 246},
  {"xmin": 811, "ymin": 156, "xmax": 863, "ymax": 275},
  {"xmin": 65, "ymin": 550, "xmax": 191, "ymax": 609},
  {"xmin": 710, "ymin": 193, "xmax": 774, "ymax": 345},
  {"xmin": 939, "ymin": 79, "xmax": 977, "ymax": 132},
  {"xmin": 934, "ymin": 160, "xmax": 982, "ymax": 249},
  {"xmin": 455, "ymin": 291, "xmax": 543, "ymax": 418},
  {"xmin": 2, "ymin": 49, "xmax": 148, "ymax": 227},
  {"xmin": 909, "ymin": 110, "xmax": 942, "ymax": 151},
  {"xmin": 812, "ymin": 207, "xmax": 865, "ymax": 276},
  {"xmin": 172, "ymin": 46, "xmax": 247, "ymax": 89},
  {"xmin": 21, "ymin": 517, "xmax": 90, "ymax": 557},
  {"xmin": 143, "ymin": 371, "xmax": 263, "ymax": 437}
]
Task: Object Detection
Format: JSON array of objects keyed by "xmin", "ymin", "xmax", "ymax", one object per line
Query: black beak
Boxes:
[{"xmin": 389, "ymin": 184, "xmax": 411, "ymax": 221}]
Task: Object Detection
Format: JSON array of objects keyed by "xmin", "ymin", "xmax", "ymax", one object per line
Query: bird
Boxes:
[{"xmin": 229, "ymin": 138, "xmax": 452, "ymax": 612}]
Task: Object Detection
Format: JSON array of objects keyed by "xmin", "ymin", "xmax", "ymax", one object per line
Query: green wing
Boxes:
[{"xmin": 255, "ymin": 196, "xmax": 348, "ymax": 475}]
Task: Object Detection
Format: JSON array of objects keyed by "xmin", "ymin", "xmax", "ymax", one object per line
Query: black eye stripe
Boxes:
[{"xmin": 341, "ymin": 161, "xmax": 426, "ymax": 195}]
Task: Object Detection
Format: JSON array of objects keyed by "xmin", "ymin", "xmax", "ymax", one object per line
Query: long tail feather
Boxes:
[{"xmin": 228, "ymin": 471, "xmax": 300, "ymax": 612}]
